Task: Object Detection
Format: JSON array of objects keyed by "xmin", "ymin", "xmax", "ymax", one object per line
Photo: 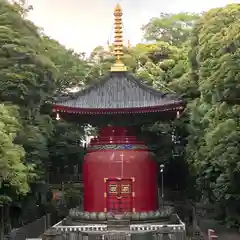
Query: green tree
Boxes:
[
  {"xmin": 0, "ymin": 104, "xmax": 30, "ymax": 204},
  {"xmin": 142, "ymin": 12, "xmax": 200, "ymax": 46},
  {"xmin": 0, "ymin": 0, "xmax": 57, "ymax": 181},
  {"xmin": 187, "ymin": 4, "xmax": 240, "ymax": 226},
  {"xmin": 0, "ymin": 0, "xmax": 89, "ymax": 230},
  {"xmin": 0, "ymin": 103, "xmax": 32, "ymax": 238},
  {"xmin": 48, "ymin": 121, "xmax": 85, "ymax": 174},
  {"xmin": 42, "ymin": 36, "xmax": 91, "ymax": 92}
]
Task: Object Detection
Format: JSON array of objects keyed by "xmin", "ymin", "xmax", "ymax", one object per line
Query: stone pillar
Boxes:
[
  {"xmin": 83, "ymin": 234, "xmax": 88, "ymax": 240},
  {"xmin": 126, "ymin": 234, "xmax": 131, "ymax": 240},
  {"xmin": 69, "ymin": 232, "xmax": 78, "ymax": 240},
  {"xmin": 46, "ymin": 213, "xmax": 52, "ymax": 229},
  {"xmin": 77, "ymin": 232, "xmax": 83, "ymax": 240},
  {"xmin": 193, "ymin": 209, "xmax": 198, "ymax": 229},
  {"xmin": 174, "ymin": 231, "xmax": 186, "ymax": 240},
  {"xmin": 42, "ymin": 228, "xmax": 63, "ymax": 240},
  {"xmin": 88, "ymin": 234, "xmax": 97, "ymax": 240},
  {"xmin": 162, "ymin": 233, "xmax": 170, "ymax": 240}
]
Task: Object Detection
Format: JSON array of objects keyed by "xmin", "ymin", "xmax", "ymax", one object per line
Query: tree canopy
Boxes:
[
  {"xmin": 0, "ymin": 0, "xmax": 86, "ymax": 211},
  {"xmin": 187, "ymin": 4, "xmax": 240, "ymax": 226}
]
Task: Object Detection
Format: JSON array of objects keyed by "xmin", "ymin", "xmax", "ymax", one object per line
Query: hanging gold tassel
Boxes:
[
  {"xmin": 56, "ymin": 112, "xmax": 60, "ymax": 121},
  {"xmin": 177, "ymin": 111, "xmax": 180, "ymax": 119}
]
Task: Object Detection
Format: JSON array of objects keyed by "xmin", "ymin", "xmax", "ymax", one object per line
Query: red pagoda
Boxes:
[{"xmin": 51, "ymin": 3, "xmax": 186, "ymax": 240}]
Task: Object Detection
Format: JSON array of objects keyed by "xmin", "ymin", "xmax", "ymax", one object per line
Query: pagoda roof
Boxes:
[{"xmin": 53, "ymin": 72, "xmax": 184, "ymax": 115}]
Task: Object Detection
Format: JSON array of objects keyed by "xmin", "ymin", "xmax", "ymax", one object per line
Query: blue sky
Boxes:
[{"xmin": 25, "ymin": 0, "xmax": 239, "ymax": 53}]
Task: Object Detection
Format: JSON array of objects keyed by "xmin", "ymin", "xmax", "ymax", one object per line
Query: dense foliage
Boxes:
[
  {"xmin": 187, "ymin": 4, "xmax": 240, "ymax": 226},
  {"xmin": 0, "ymin": 0, "xmax": 239, "ymax": 232},
  {"xmin": 0, "ymin": 0, "xmax": 86, "ymax": 234}
]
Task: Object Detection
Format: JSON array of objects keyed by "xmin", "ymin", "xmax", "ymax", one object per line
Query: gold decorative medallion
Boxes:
[
  {"xmin": 109, "ymin": 184, "xmax": 117, "ymax": 193},
  {"xmin": 121, "ymin": 184, "xmax": 130, "ymax": 193}
]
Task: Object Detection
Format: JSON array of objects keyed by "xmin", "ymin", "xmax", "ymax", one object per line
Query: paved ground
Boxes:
[
  {"xmin": 217, "ymin": 232, "xmax": 240, "ymax": 240},
  {"xmin": 198, "ymin": 218, "xmax": 240, "ymax": 240}
]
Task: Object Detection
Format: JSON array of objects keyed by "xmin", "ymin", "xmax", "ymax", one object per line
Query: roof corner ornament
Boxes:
[{"xmin": 110, "ymin": 3, "xmax": 127, "ymax": 72}]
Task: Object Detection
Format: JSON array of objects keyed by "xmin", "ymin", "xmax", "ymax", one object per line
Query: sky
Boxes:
[{"xmin": 25, "ymin": 0, "xmax": 239, "ymax": 54}]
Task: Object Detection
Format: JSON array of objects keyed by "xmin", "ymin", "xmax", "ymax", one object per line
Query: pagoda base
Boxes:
[
  {"xmin": 51, "ymin": 208, "xmax": 186, "ymax": 239},
  {"xmin": 68, "ymin": 207, "xmax": 174, "ymax": 223}
]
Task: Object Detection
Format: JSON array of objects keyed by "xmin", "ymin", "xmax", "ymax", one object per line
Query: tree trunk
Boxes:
[{"xmin": 0, "ymin": 206, "xmax": 4, "ymax": 240}]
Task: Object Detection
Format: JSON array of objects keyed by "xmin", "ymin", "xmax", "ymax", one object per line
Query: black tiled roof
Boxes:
[{"xmin": 54, "ymin": 72, "xmax": 182, "ymax": 109}]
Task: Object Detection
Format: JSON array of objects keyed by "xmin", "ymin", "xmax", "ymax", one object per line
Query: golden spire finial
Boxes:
[{"xmin": 110, "ymin": 2, "xmax": 127, "ymax": 72}]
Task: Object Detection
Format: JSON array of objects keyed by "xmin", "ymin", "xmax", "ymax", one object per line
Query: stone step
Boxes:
[
  {"xmin": 108, "ymin": 220, "xmax": 130, "ymax": 225},
  {"xmin": 107, "ymin": 224, "xmax": 130, "ymax": 231},
  {"xmin": 107, "ymin": 219, "xmax": 130, "ymax": 231}
]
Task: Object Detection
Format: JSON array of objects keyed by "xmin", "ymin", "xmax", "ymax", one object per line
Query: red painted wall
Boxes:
[{"xmin": 83, "ymin": 126, "xmax": 158, "ymax": 212}]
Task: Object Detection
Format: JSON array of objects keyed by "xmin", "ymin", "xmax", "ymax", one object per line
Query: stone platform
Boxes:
[{"xmin": 50, "ymin": 210, "xmax": 186, "ymax": 240}]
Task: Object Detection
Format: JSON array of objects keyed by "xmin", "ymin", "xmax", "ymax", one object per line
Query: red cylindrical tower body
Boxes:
[{"xmin": 83, "ymin": 126, "xmax": 158, "ymax": 213}]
